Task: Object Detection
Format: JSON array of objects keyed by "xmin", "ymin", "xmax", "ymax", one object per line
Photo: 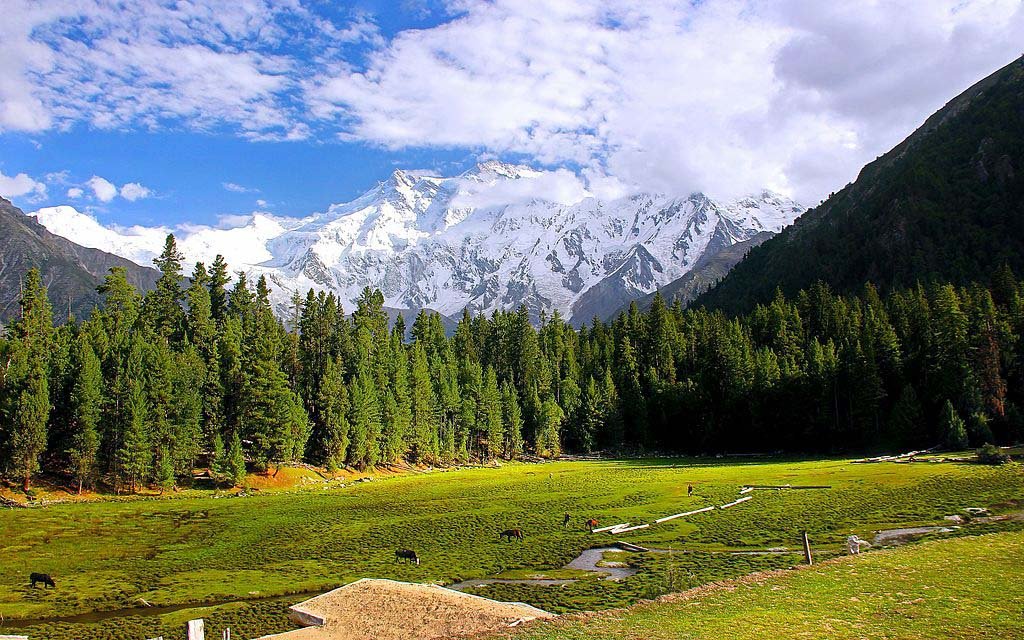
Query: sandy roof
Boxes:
[{"xmin": 254, "ymin": 578, "xmax": 555, "ymax": 640}]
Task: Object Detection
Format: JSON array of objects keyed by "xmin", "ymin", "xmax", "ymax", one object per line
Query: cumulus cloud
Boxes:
[
  {"xmin": 119, "ymin": 182, "xmax": 152, "ymax": 201},
  {"xmin": 86, "ymin": 175, "xmax": 118, "ymax": 202},
  {"xmin": 67, "ymin": 186, "xmax": 84, "ymax": 199},
  {"xmin": 0, "ymin": 170, "xmax": 47, "ymax": 201}
]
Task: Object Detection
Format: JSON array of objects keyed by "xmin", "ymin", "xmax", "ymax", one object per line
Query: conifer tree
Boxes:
[
  {"xmin": 939, "ymin": 399, "xmax": 969, "ymax": 450},
  {"xmin": 69, "ymin": 335, "xmax": 102, "ymax": 493},
  {"xmin": 227, "ymin": 430, "xmax": 246, "ymax": 487},
  {"xmin": 501, "ymin": 381, "xmax": 524, "ymax": 459},
  {"xmin": 118, "ymin": 383, "xmax": 151, "ymax": 492},
  {"xmin": 317, "ymin": 357, "xmax": 351, "ymax": 470}
]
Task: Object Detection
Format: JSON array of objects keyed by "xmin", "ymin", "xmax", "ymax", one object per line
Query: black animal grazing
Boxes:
[
  {"xmin": 30, "ymin": 572, "xmax": 55, "ymax": 588},
  {"xmin": 500, "ymin": 528, "xmax": 524, "ymax": 542},
  {"xmin": 394, "ymin": 549, "xmax": 420, "ymax": 565}
]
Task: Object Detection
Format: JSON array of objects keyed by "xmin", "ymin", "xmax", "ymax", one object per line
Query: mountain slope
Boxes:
[
  {"xmin": 29, "ymin": 163, "xmax": 803, "ymax": 324},
  {"xmin": 696, "ymin": 56, "xmax": 1024, "ymax": 315},
  {"xmin": 0, "ymin": 197, "xmax": 159, "ymax": 323},
  {"xmin": 614, "ymin": 231, "xmax": 773, "ymax": 317}
]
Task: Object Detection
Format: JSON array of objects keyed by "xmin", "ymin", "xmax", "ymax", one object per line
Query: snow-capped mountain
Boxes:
[{"xmin": 28, "ymin": 161, "xmax": 804, "ymax": 324}]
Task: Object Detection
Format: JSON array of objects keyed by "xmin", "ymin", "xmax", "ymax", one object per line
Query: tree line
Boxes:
[{"xmin": 1, "ymin": 234, "xmax": 1021, "ymax": 493}]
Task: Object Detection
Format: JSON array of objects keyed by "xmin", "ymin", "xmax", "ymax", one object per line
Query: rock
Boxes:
[
  {"xmin": 963, "ymin": 507, "xmax": 991, "ymax": 517},
  {"xmin": 944, "ymin": 515, "xmax": 964, "ymax": 523}
]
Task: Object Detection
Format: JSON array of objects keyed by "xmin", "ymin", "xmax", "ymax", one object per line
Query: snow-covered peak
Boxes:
[{"xmin": 29, "ymin": 165, "xmax": 805, "ymax": 323}]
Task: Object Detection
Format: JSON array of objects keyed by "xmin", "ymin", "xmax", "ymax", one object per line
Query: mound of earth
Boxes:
[{"xmin": 255, "ymin": 578, "xmax": 554, "ymax": 640}]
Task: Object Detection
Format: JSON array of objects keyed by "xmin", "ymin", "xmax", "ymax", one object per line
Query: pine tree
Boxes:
[
  {"xmin": 148, "ymin": 234, "xmax": 186, "ymax": 340},
  {"xmin": 409, "ymin": 343, "xmax": 438, "ymax": 462},
  {"xmin": 501, "ymin": 381, "xmax": 524, "ymax": 459},
  {"xmin": 210, "ymin": 430, "xmax": 226, "ymax": 481},
  {"xmin": 317, "ymin": 357, "xmax": 351, "ymax": 470},
  {"xmin": 480, "ymin": 367, "xmax": 503, "ymax": 460},
  {"xmin": 208, "ymin": 255, "xmax": 231, "ymax": 324},
  {"xmin": 939, "ymin": 399, "xmax": 969, "ymax": 450},
  {"xmin": 69, "ymin": 335, "xmax": 102, "ymax": 493},
  {"xmin": 7, "ymin": 269, "xmax": 53, "ymax": 491},
  {"xmin": 347, "ymin": 367, "xmax": 381, "ymax": 470},
  {"xmin": 227, "ymin": 430, "xmax": 246, "ymax": 487},
  {"xmin": 118, "ymin": 383, "xmax": 151, "ymax": 492}
]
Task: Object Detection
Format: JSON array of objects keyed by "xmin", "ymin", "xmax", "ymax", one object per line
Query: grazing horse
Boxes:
[
  {"xmin": 585, "ymin": 518, "xmax": 599, "ymax": 533},
  {"xmin": 500, "ymin": 528, "xmax": 524, "ymax": 542},
  {"xmin": 30, "ymin": 572, "xmax": 55, "ymax": 588},
  {"xmin": 394, "ymin": 549, "xmax": 420, "ymax": 565}
]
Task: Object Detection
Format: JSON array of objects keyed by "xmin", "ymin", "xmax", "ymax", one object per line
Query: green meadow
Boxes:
[{"xmin": 1, "ymin": 457, "xmax": 1022, "ymax": 639}]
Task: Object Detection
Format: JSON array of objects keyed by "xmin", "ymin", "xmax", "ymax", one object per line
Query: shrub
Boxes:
[{"xmin": 976, "ymin": 443, "xmax": 1011, "ymax": 465}]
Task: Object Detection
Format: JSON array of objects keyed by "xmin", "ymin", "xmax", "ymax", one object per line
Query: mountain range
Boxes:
[{"xmin": 25, "ymin": 161, "xmax": 803, "ymax": 325}]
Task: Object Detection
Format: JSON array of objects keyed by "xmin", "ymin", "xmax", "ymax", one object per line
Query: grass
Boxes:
[
  {"xmin": 505, "ymin": 530, "xmax": 1024, "ymax": 640},
  {"xmin": 0, "ymin": 457, "xmax": 1021, "ymax": 639}
]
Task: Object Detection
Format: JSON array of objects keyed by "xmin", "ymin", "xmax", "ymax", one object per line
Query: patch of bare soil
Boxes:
[{"xmin": 255, "ymin": 579, "xmax": 554, "ymax": 640}]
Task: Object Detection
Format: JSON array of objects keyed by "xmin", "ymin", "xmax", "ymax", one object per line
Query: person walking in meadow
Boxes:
[
  {"xmin": 563, "ymin": 512, "xmax": 571, "ymax": 528},
  {"xmin": 687, "ymin": 484, "xmax": 694, "ymax": 497}
]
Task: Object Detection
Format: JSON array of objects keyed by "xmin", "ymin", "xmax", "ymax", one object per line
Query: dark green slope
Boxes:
[
  {"xmin": 0, "ymin": 197, "xmax": 159, "ymax": 323},
  {"xmin": 696, "ymin": 56, "xmax": 1024, "ymax": 315}
]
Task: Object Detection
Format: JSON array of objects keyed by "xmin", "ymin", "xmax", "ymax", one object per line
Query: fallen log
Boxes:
[
  {"xmin": 611, "ymin": 524, "xmax": 649, "ymax": 533},
  {"xmin": 592, "ymin": 523, "xmax": 629, "ymax": 533},
  {"xmin": 719, "ymin": 496, "xmax": 753, "ymax": 509},
  {"xmin": 654, "ymin": 506, "xmax": 715, "ymax": 523},
  {"xmin": 615, "ymin": 541, "xmax": 650, "ymax": 552},
  {"xmin": 745, "ymin": 485, "xmax": 831, "ymax": 490}
]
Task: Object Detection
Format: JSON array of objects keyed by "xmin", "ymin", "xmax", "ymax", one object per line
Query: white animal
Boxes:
[{"xmin": 846, "ymin": 535, "xmax": 868, "ymax": 554}]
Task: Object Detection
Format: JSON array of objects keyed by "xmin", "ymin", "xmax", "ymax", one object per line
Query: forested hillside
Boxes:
[
  {"xmin": 1, "ymin": 232, "xmax": 1021, "ymax": 493},
  {"xmin": 696, "ymin": 56, "xmax": 1024, "ymax": 315}
]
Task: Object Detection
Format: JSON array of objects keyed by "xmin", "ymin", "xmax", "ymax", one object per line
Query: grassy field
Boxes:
[
  {"xmin": 0, "ymin": 457, "xmax": 1021, "ymax": 639},
  {"xmin": 506, "ymin": 530, "xmax": 1024, "ymax": 640}
]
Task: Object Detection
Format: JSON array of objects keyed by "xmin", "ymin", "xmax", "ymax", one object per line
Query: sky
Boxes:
[{"xmin": 1, "ymin": 0, "xmax": 1023, "ymax": 230}]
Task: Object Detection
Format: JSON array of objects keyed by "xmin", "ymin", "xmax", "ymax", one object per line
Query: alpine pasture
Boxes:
[{"xmin": 1, "ymin": 456, "xmax": 1022, "ymax": 640}]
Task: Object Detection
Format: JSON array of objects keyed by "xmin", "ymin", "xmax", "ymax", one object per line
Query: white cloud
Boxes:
[
  {"xmin": 66, "ymin": 187, "xmax": 84, "ymax": 199},
  {"xmin": 255, "ymin": 199, "xmax": 269, "ymax": 208},
  {"xmin": 0, "ymin": 170, "xmax": 47, "ymax": 201},
  {"xmin": 4, "ymin": 1, "xmax": 1024, "ymax": 203},
  {"xmin": 452, "ymin": 167, "xmax": 590, "ymax": 209},
  {"xmin": 223, "ymin": 182, "xmax": 258, "ymax": 193},
  {"xmin": 119, "ymin": 182, "xmax": 152, "ymax": 201},
  {"xmin": 86, "ymin": 175, "xmax": 118, "ymax": 202},
  {"xmin": 308, "ymin": 0, "xmax": 1024, "ymax": 202}
]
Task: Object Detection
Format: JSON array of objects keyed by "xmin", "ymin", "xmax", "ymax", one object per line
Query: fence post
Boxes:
[
  {"xmin": 187, "ymin": 619, "xmax": 205, "ymax": 640},
  {"xmin": 802, "ymin": 530, "xmax": 813, "ymax": 565}
]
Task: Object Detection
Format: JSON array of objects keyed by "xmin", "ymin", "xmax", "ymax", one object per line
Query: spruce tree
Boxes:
[{"xmin": 317, "ymin": 357, "xmax": 351, "ymax": 470}]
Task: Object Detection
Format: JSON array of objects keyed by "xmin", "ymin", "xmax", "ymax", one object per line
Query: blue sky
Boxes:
[{"xmin": 2, "ymin": 1, "xmax": 1023, "ymax": 229}]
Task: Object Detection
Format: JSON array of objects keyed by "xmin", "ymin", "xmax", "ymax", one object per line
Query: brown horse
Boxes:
[
  {"xmin": 499, "ymin": 528, "xmax": 524, "ymax": 542},
  {"xmin": 585, "ymin": 518, "xmax": 599, "ymax": 532}
]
